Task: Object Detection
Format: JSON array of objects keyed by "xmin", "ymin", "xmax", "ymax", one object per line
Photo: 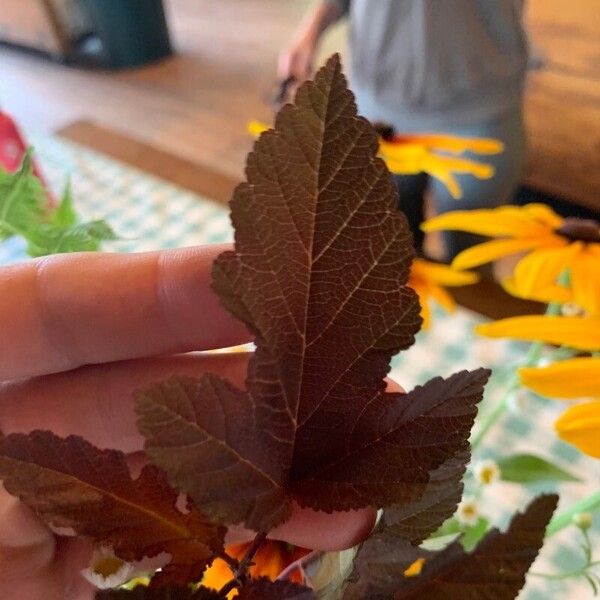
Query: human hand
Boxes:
[
  {"xmin": 0, "ymin": 246, "xmax": 381, "ymax": 599},
  {"xmin": 277, "ymin": 33, "xmax": 317, "ymax": 100}
]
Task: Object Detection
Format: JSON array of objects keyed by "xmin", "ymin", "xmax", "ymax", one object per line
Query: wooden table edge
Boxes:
[{"xmin": 56, "ymin": 120, "xmax": 240, "ymax": 206}]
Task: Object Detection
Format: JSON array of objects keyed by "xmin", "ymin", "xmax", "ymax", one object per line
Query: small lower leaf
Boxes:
[
  {"xmin": 343, "ymin": 495, "xmax": 558, "ymax": 600},
  {"xmin": 497, "ymin": 453, "xmax": 581, "ymax": 483},
  {"xmin": 0, "ymin": 431, "xmax": 225, "ymax": 587},
  {"xmin": 381, "ymin": 452, "xmax": 470, "ymax": 545},
  {"xmin": 96, "ymin": 587, "xmax": 221, "ymax": 599},
  {"xmin": 237, "ymin": 578, "xmax": 317, "ymax": 599}
]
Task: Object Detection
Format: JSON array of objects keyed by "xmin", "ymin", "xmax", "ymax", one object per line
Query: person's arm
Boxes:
[{"xmin": 278, "ymin": 1, "xmax": 349, "ymax": 83}]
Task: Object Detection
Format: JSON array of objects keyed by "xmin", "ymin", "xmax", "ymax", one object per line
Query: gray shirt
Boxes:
[{"xmin": 326, "ymin": 0, "xmax": 528, "ymax": 130}]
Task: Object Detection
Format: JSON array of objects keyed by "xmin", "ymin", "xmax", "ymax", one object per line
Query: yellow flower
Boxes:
[
  {"xmin": 423, "ymin": 204, "xmax": 600, "ymax": 316},
  {"xmin": 248, "ymin": 121, "xmax": 501, "ymax": 200},
  {"xmin": 520, "ymin": 356, "xmax": 600, "ymax": 459},
  {"xmin": 555, "ymin": 401, "xmax": 600, "ymax": 459},
  {"xmin": 478, "ymin": 310, "xmax": 600, "ymax": 458},
  {"xmin": 476, "ymin": 315, "xmax": 600, "ymax": 351},
  {"xmin": 203, "ymin": 541, "xmax": 309, "ymax": 597},
  {"xmin": 519, "ymin": 357, "xmax": 600, "ymax": 400},
  {"xmin": 378, "ymin": 134, "xmax": 502, "ymax": 200},
  {"xmin": 408, "ymin": 259, "xmax": 479, "ymax": 329}
]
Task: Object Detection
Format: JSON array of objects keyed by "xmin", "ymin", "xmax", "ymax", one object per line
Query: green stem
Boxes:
[
  {"xmin": 529, "ymin": 567, "xmax": 595, "ymax": 581},
  {"xmin": 471, "ymin": 300, "xmax": 562, "ymax": 452},
  {"xmin": 546, "ymin": 490, "xmax": 600, "ymax": 537}
]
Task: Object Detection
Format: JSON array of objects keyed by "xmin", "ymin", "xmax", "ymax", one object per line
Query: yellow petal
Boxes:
[
  {"xmin": 512, "ymin": 243, "xmax": 580, "ymax": 298},
  {"xmin": 501, "ymin": 276, "xmax": 573, "ymax": 304},
  {"xmin": 523, "ymin": 204, "xmax": 564, "ymax": 229},
  {"xmin": 426, "ymin": 164, "xmax": 463, "ymax": 200},
  {"xmin": 412, "ymin": 259, "xmax": 479, "ymax": 286},
  {"xmin": 427, "ymin": 155, "xmax": 495, "ymax": 179},
  {"xmin": 404, "ymin": 557, "xmax": 426, "ymax": 578},
  {"xmin": 476, "ymin": 315, "xmax": 600, "ymax": 351},
  {"xmin": 422, "ymin": 204, "xmax": 560, "ymax": 238},
  {"xmin": 452, "ymin": 237, "xmax": 550, "ymax": 270},
  {"xmin": 387, "ymin": 133, "xmax": 503, "ymax": 155},
  {"xmin": 202, "ymin": 557, "xmax": 235, "ymax": 592},
  {"xmin": 571, "ymin": 245, "xmax": 600, "ymax": 316},
  {"xmin": 409, "ymin": 279, "xmax": 432, "ymax": 330},
  {"xmin": 427, "ymin": 282, "xmax": 456, "ymax": 314},
  {"xmin": 419, "ymin": 297, "xmax": 432, "ymax": 330},
  {"xmin": 381, "ymin": 154, "xmax": 424, "ymax": 177},
  {"xmin": 520, "ymin": 357, "xmax": 600, "ymax": 399},
  {"xmin": 555, "ymin": 401, "xmax": 600, "ymax": 459},
  {"xmin": 247, "ymin": 120, "xmax": 271, "ymax": 137}
]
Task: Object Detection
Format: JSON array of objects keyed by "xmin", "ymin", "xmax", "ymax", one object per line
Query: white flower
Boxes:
[
  {"xmin": 573, "ymin": 512, "xmax": 593, "ymax": 531},
  {"xmin": 473, "ymin": 459, "xmax": 501, "ymax": 486},
  {"xmin": 456, "ymin": 497, "xmax": 480, "ymax": 527},
  {"xmin": 81, "ymin": 546, "xmax": 135, "ymax": 590}
]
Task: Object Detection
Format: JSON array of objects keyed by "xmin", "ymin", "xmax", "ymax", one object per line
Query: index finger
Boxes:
[{"xmin": 0, "ymin": 245, "xmax": 250, "ymax": 381}]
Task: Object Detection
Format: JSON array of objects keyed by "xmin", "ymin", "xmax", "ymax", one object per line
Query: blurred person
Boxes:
[{"xmin": 279, "ymin": 0, "xmax": 529, "ymax": 259}]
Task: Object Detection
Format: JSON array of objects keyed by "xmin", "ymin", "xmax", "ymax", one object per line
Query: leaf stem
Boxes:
[
  {"xmin": 530, "ymin": 527, "xmax": 599, "ymax": 587},
  {"xmin": 216, "ymin": 550, "xmax": 240, "ymax": 571},
  {"xmin": 217, "ymin": 531, "xmax": 268, "ymax": 597}
]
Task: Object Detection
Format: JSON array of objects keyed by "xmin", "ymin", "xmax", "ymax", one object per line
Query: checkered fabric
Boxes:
[{"xmin": 1, "ymin": 133, "xmax": 596, "ymax": 598}]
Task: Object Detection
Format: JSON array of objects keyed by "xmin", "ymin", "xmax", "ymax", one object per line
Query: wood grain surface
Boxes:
[{"xmin": 2, "ymin": 0, "xmax": 597, "ymax": 211}]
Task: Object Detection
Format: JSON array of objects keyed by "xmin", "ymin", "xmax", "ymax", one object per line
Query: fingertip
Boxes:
[
  {"xmin": 156, "ymin": 245, "xmax": 251, "ymax": 351},
  {"xmin": 269, "ymin": 505, "xmax": 377, "ymax": 551}
]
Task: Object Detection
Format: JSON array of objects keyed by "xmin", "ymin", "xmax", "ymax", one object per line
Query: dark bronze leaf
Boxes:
[
  {"xmin": 344, "ymin": 494, "xmax": 558, "ymax": 599},
  {"xmin": 136, "ymin": 55, "xmax": 489, "ymax": 531},
  {"xmin": 96, "ymin": 587, "xmax": 221, "ymax": 600},
  {"xmin": 237, "ymin": 578, "xmax": 317, "ymax": 599},
  {"xmin": 0, "ymin": 431, "xmax": 225, "ymax": 587}
]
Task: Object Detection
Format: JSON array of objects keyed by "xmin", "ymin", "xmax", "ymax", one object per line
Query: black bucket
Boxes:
[{"xmin": 81, "ymin": 0, "xmax": 172, "ymax": 68}]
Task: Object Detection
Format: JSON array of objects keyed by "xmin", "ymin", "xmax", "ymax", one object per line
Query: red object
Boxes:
[{"xmin": 0, "ymin": 111, "xmax": 54, "ymax": 205}]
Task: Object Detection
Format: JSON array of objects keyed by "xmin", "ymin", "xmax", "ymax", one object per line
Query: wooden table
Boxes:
[
  {"xmin": 525, "ymin": 0, "xmax": 600, "ymax": 212},
  {"xmin": 57, "ymin": 119, "xmax": 542, "ymax": 321}
]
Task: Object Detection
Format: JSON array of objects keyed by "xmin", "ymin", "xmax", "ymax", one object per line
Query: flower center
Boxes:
[
  {"xmin": 93, "ymin": 556, "xmax": 126, "ymax": 578},
  {"xmin": 555, "ymin": 218, "xmax": 600, "ymax": 243}
]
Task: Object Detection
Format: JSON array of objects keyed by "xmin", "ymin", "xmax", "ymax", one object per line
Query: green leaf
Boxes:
[
  {"xmin": 28, "ymin": 219, "xmax": 118, "ymax": 256},
  {"xmin": 460, "ymin": 517, "xmax": 489, "ymax": 552},
  {"xmin": 0, "ymin": 152, "xmax": 47, "ymax": 240},
  {"xmin": 420, "ymin": 533, "xmax": 461, "ymax": 552},
  {"xmin": 430, "ymin": 517, "xmax": 462, "ymax": 539},
  {"xmin": 50, "ymin": 179, "xmax": 78, "ymax": 228},
  {"xmin": 498, "ymin": 453, "xmax": 581, "ymax": 483},
  {"xmin": 0, "ymin": 155, "xmax": 117, "ymax": 256}
]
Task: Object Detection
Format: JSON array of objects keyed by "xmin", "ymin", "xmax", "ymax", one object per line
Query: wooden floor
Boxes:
[{"xmin": 1, "ymin": 0, "xmax": 598, "ymax": 210}]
